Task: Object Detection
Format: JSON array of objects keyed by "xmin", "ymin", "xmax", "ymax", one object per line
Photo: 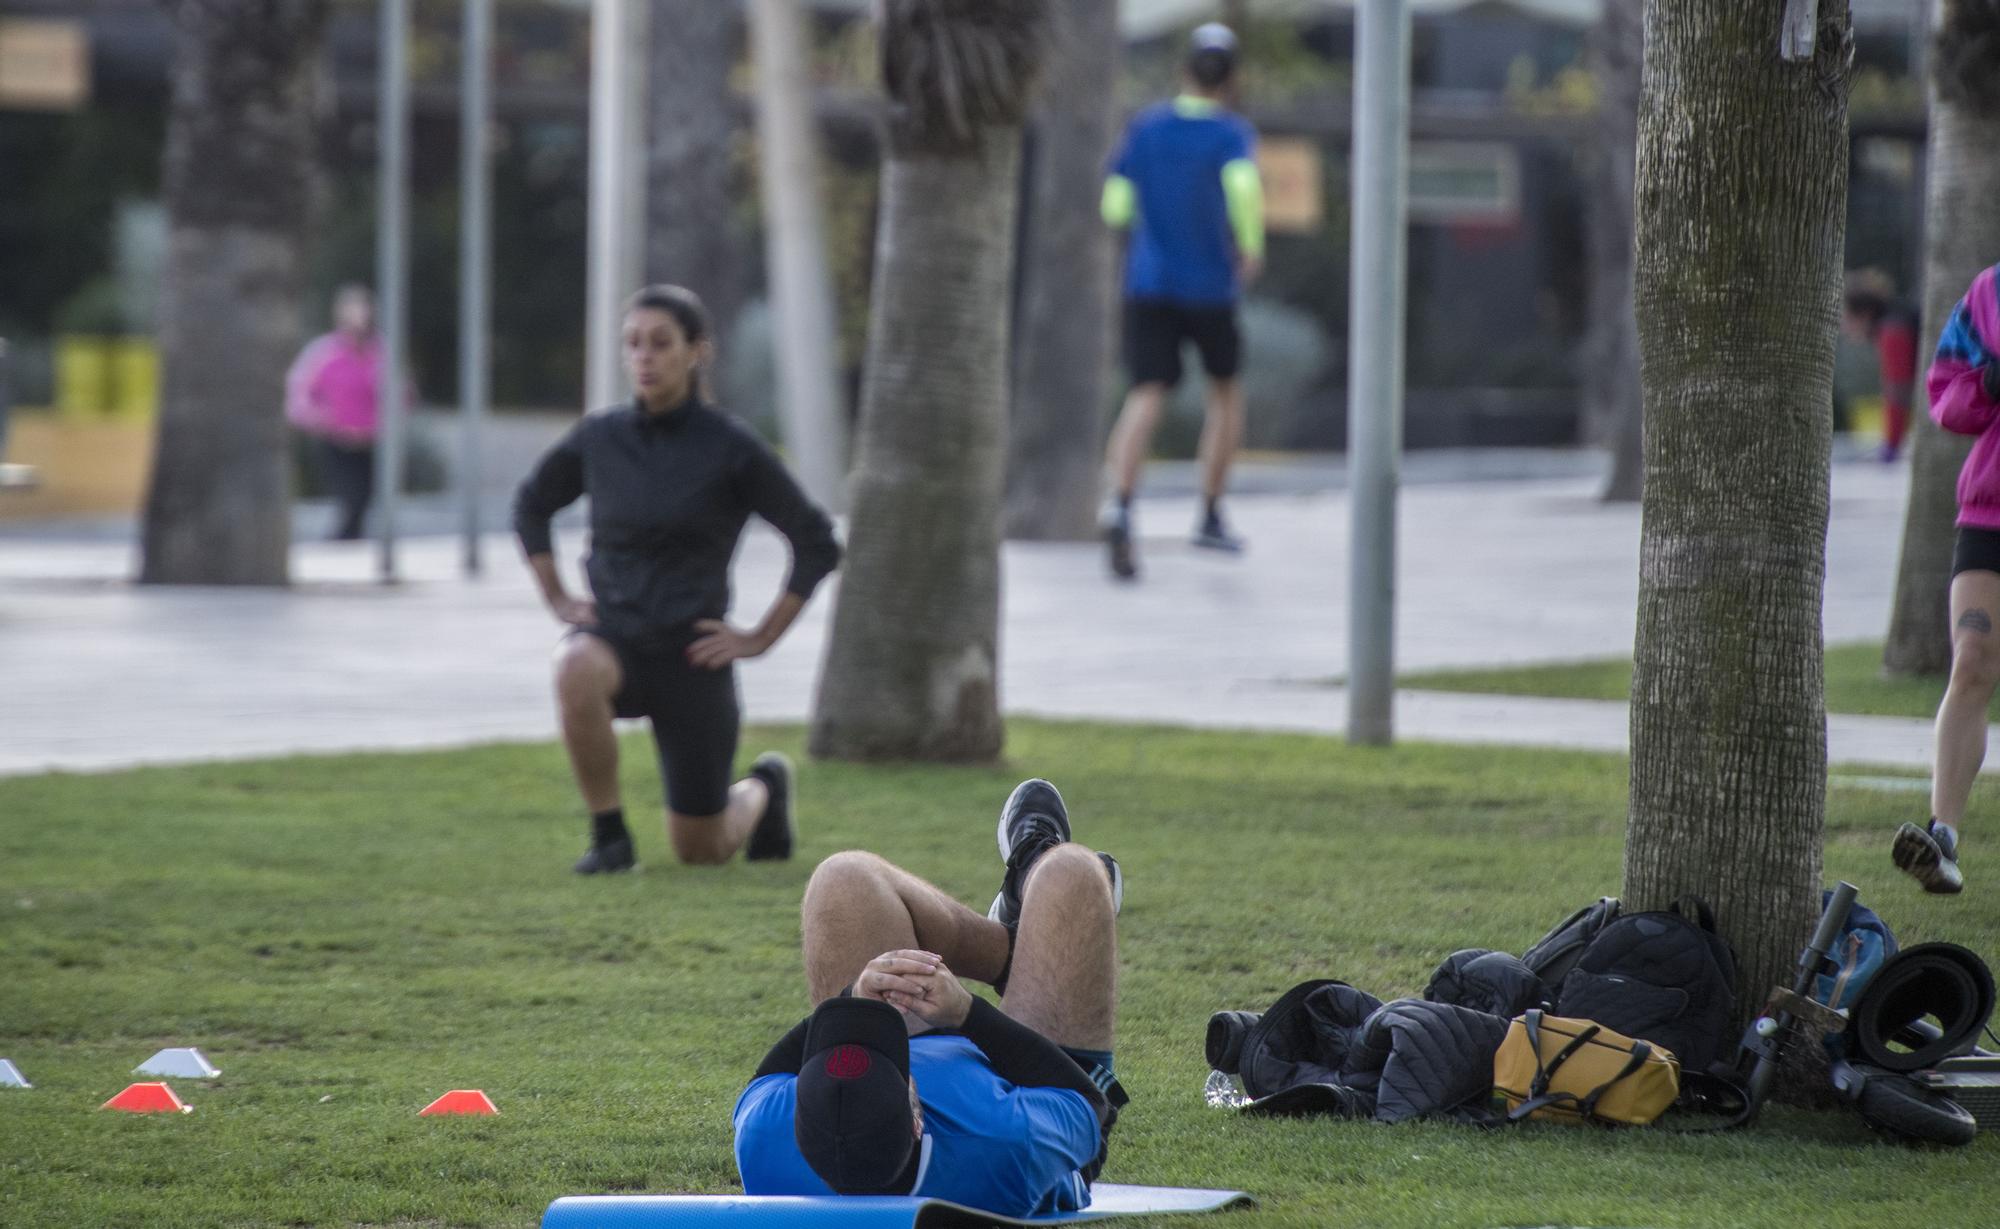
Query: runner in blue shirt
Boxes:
[
  {"xmin": 733, "ymin": 780, "xmax": 1127, "ymax": 1215},
  {"xmin": 1099, "ymin": 23, "xmax": 1265, "ymax": 579}
]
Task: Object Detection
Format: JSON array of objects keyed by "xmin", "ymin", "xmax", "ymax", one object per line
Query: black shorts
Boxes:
[
  {"xmin": 1058, "ymin": 1047, "xmax": 1127, "ymax": 1186},
  {"xmin": 1124, "ymin": 298, "xmax": 1242, "ymax": 388},
  {"xmin": 1952, "ymin": 527, "xmax": 2000, "ymax": 578},
  {"xmin": 575, "ymin": 629, "xmax": 741, "ymax": 817}
]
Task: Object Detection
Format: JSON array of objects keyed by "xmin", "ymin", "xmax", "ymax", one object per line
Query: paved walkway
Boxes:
[{"xmin": 0, "ymin": 451, "xmax": 1976, "ymax": 778}]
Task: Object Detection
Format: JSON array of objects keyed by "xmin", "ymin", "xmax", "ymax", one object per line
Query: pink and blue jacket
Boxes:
[{"xmin": 1930, "ymin": 264, "xmax": 2000, "ymax": 529}]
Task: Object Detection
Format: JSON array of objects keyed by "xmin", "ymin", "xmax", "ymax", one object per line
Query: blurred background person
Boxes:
[
  {"xmin": 1842, "ymin": 270, "xmax": 1920, "ymax": 463},
  {"xmin": 1097, "ymin": 22, "xmax": 1264, "ymax": 581},
  {"xmin": 286, "ymin": 284, "xmax": 384, "ymax": 540}
]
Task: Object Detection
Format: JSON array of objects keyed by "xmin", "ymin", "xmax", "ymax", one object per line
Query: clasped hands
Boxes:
[{"xmin": 855, "ymin": 949, "xmax": 974, "ymax": 1034}]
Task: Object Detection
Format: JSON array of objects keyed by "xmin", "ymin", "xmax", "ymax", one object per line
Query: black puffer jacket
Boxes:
[
  {"xmin": 1424, "ymin": 948, "xmax": 1548, "ymax": 1019},
  {"xmin": 1207, "ymin": 979, "xmax": 1510, "ymax": 1123}
]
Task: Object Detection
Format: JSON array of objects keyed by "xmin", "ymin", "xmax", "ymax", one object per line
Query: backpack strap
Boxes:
[{"xmin": 1670, "ymin": 895, "xmax": 1719, "ymax": 934}]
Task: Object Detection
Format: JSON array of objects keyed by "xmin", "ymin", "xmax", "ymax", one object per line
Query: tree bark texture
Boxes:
[
  {"xmin": 1883, "ymin": 0, "xmax": 2000, "ymax": 677},
  {"xmin": 1003, "ymin": 0, "xmax": 1118, "ymax": 541},
  {"xmin": 1626, "ymin": 0, "xmax": 1851, "ymax": 1020},
  {"xmin": 142, "ymin": 0, "xmax": 327, "ymax": 585},
  {"xmin": 646, "ymin": 0, "xmax": 746, "ymax": 348},
  {"xmin": 1579, "ymin": 0, "xmax": 1645, "ymax": 503},
  {"xmin": 810, "ymin": 139, "xmax": 1021, "ymax": 760}
]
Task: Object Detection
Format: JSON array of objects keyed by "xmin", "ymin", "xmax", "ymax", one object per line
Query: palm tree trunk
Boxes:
[
  {"xmin": 811, "ymin": 138, "xmax": 1020, "ymax": 760},
  {"xmin": 141, "ymin": 0, "xmax": 326, "ymax": 585},
  {"xmin": 1580, "ymin": 0, "xmax": 1644, "ymax": 503},
  {"xmin": 1626, "ymin": 0, "xmax": 1850, "ymax": 1021},
  {"xmin": 1004, "ymin": 0, "xmax": 1118, "ymax": 541},
  {"xmin": 1883, "ymin": 0, "xmax": 2000, "ymax": 677},
  {"xmin": 646, "ymin": 0, "xmax": 746, "ymax": 347}
]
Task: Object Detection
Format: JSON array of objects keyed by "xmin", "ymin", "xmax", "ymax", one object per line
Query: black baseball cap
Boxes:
[
  {"xmin": 1187, "ymin": 23, "xmax": 1239, "ymax": 87},
  {"xmin": 793, "ymin": 997, "xmax": 921, "ymax": 1194}
]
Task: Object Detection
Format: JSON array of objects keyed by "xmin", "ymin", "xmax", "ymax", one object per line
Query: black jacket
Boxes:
[{"xmin": 514, "ymin": 399, "xmax": 841, "ymax": 651}]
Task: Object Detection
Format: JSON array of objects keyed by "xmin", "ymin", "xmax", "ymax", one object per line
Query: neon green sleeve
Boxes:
[
  {"xmin": 1101, "ymin": 174, "xmax": 1135, "ymax": 230},
  {"xmin": 1221, "ymin": 158, "xmax": 1265, "ymax": 261}
]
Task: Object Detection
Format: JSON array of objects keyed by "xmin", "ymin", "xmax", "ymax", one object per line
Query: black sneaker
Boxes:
[
  {"xmin": 1191, "ymin": 513, "xmax": 1245, "ymax": 553},
  {"xmin": 573, "ymin": 836, "xmax": 636, "ymax": 875},
  {"xmin": 745, "ymin": 752, "xmax": 795, "ymax": 861},
  {"xmin": 987, "ymin": 780, "xmax": 1123, "ymax": 927},
  {"xmin": 1892, "ymin": 819, "xmax": 1964, "ymax": 894},
  {"xmin": 1101, "ymin": 502, "xmax": 1138, "ymax": 581}
]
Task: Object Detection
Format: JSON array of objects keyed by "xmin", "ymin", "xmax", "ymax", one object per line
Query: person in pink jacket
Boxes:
[
  {"xmin": 1901, "ymin": 262, "xmax": 2000, "ymax": 894},
  {"xmin": 286, "ymin": 285, "xmax": 385, "ymax": 540}
]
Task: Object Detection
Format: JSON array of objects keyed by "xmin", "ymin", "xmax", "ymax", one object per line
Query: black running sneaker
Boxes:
[
  {"xmin": 987, "ymin": 779, "xmax": 1124, "ymax": 927},
  {"xmin": 1101, "ymin": 501, "xmax": 1138, "ymax": 581},
  {"xmin": 1892, "ymin": 819, "xmax": 1964, "ymax": 894},
  {"xmin": 1191, "ymin": 512, "xmax": 1245, "ymax": 554},
  {"xmin": 745, "ymin": 752, "xmax": 795, "ymax": 861},
  {"xmin": 573, "ymin": 836, "xmax": 636, "ymax": 875}
]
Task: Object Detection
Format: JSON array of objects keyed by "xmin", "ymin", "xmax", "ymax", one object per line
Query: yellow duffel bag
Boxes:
[{"xmin": 1494, "ymin": 1009, "xmax": 1680, "ymax": 1126}]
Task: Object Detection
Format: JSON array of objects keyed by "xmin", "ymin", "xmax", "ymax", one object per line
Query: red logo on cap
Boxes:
[{"xmin": 824, "ymin": 1044, "xmax": 872, "ymax": 1079}]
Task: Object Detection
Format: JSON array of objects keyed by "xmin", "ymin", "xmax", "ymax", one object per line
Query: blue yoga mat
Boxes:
[{"xmin": 540, "ymin": 1184, "xmax": 1255, "ymax": 1228}]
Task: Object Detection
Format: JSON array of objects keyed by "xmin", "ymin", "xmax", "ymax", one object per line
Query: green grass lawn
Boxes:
[
  {"xmin": 1403, "ymin": 641, "xmax": 1952, "ymax": 719},
  {"xmin": 1, "ymin": 721, "xmax": 1994, "ymax": 1228}
]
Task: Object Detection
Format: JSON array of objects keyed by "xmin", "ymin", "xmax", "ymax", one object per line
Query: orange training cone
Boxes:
[
  {"xmin": 102, "ymin": 1082, "xmax": 193, "ymax": 1113},
  {"xmin": 418, "ymin": 1089, "xmax": 498, "ymax": 1116}
]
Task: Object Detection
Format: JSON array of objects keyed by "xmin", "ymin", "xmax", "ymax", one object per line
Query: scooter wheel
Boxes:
[{"xmin": 1857, "ymin": 1073, "xmax": 1978, "ymax": 1146}]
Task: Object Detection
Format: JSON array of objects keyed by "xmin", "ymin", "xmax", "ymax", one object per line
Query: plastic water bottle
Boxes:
[{"xmin": 1203, "ymin": 1069, "xmax": 1249, "ymax": 1109}]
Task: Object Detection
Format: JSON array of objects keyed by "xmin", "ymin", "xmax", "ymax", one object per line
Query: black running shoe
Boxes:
[
  {"xmin": 1892, "ymin": 819, "xmax": 1964, "ymax": 894},
  {"xmin": 988, "ymin": 779, "xmax": 1070, "ymax": 928},
  {"xmin": 745, "ymin": 752, "xmax": 795, "ymax": 862},
  {"xmin": 573, "ymin": 836, "xmax": 636, "ymax": 875},
  {"xmin": 1101, "ymin": 502, "xmax": 1138, "ymax": 581},
  {"xmin": 986, "ymin": 780, "xmax": 1123, "ymax": 927},
  {"xmin": 1191, "ymin": 513, "xmax": 1245, "ymax": 554}
]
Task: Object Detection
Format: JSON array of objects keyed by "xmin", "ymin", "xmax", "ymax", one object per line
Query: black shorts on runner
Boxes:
[
  {"xmin": 1124, "ymin": 298, "xmax": 1242, "ymax": 388},
  {"xmin": 574, "ymin": 629, "xmax": 741, "ymax": 817},
  {"xmin": 1952, "ymin": 526, "xmax": 2000, "ymax": 579}
]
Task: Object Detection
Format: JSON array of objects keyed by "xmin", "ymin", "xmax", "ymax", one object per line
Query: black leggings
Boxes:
[
  {"xmin": 316, "ymin": 439, "xmax": 374, "ymax": 540},
  {"xmin": 580, "ymin": 630, "xmax": 742, "ymax": 817}
]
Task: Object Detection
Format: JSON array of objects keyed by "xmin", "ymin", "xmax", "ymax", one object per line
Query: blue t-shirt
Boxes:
[
  {"xmin": 733, "ymin": 1033, "xmax": 1101, "ymax": 1217},
  {"xmin": 1111, "ymin": 101, "xmax": 1257, "ymax": 306}
]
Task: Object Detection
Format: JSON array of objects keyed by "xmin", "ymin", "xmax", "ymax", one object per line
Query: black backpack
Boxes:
[
  {"xmin": 1552, "ymin": 898, "xmax": 1738, "ymax": 1075},
  {"xmin": 1521, "ymin": 896, "xmax": 1621, "ymax": 990}
]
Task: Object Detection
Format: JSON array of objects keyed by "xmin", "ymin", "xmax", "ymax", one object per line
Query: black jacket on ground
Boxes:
[{"xmin": 513, "ymin": 398, "xmax": 841, "ymax": 652}]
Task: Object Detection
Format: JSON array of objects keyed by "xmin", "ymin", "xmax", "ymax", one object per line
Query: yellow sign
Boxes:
[
  {"xmin": 0, "ymin": 19, "xmax": 89, "ymax": 112},
  {"xmin": 1257, "ymin": 137, "xmax": 1322, "ymax": 235}
]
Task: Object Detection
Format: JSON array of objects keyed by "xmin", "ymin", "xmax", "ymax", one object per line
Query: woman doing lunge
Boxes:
[{"xmin": 514, "ymin": 285, "xmax": 841, "ymax": 874}]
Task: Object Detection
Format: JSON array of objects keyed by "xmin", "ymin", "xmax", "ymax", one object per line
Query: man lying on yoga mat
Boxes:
[{"xmin": 732, "ymin": 780, "xmax": 1127, "ymax": 1217}]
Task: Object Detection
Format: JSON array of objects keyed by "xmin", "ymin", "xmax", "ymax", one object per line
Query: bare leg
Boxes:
[
  {"xmin": 801, "ymin": 851, "xmax": 1012, "ymax": 1004},
  {"xmin": 1001, "ymin": 844, "xmax": 1117, "ymax": 1051},
  {"xmin": 667, "ymin": 778, "xmax": 766, "ymax": 865},
  {"xmin": 1196, "ymin": 376, "xmax": 1245, "ymax": 504},
  {"xmin": 1105, "ymin": 383, "xmax": 1169, "ymax": 499},
  {"xmin": 553, "ymin": 636, "xmax": 623, "ymax": 813},
  {"xmin": 1932, "ymin": 570, "xmax": 2000, "ymax": 826}
]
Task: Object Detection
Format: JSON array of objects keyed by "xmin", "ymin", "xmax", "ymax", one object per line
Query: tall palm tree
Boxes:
[
  {"xmin": 811, "ymin": 0, "xmax": 1048, "ymax": 761},
  {"xmin": 1625, "ymin": 0, "xmax": 1850, "ymax": 1025},
  {"xmin": 141, "ymin": 0, "xmax": 328, "ymax": 585},
  {"xmin": 646, "ymin": 0, "xmax": 746, "ymax": 349},
  {"xmin": 1004, "ymin": 0, "xmax": 1118, "ymax": 541},
  {"xmin": 1579, "ymin": 0, "xmax": 1644, "ymax": 503},
  {"xmin": 1883, "ymin": 0, "xmax": 2000, "ymax": 676}
]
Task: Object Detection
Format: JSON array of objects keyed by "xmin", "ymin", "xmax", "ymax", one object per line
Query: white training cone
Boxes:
[
  {"xmin": 134, "ymin": 1048, "xmax": 221, "ymax": 1079},
  {"xmin": 0, "ymin": 1059, "xmax": 30, "ymax": 1088}
]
